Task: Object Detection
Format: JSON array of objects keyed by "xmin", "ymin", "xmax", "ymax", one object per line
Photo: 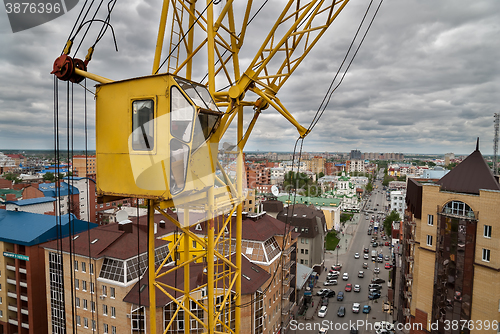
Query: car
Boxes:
[
  {"xmin": 337, "ymin": 306, "xmax": 345, "ymax": 317},
  {"xmin": 325, "ymin": 290, "xmax": 336, "ymax": 298},
  {"xmin": 354, "ymin": 284, "xmax": 361, "ymax": 292},
  {"xmin": 385, "ymin": 242, "xmax": 390, "ymax": 246},
  {"xmin": 367, "ymin": 230, "xmax": 372, "ymax": 235},
  {"xmin": 369, "ymin": 283, "xmax": 383, "ymax": 290},
  {"xmin": 321, "ymin": 297, "xmax": 329, "ymax": 306},
  {"xmin": 337, "ymin": 291, "xmax": 344, "ymax": 301},
  {"xmin": 317, "ymin": 288, "xmax": 331, "ymax": 296},
  {"xmin": 385, "ymin": 263, "xmax": 392, "ymax": 269},
  {"xmin": 374, "ymin": 321, "xmax": 394, "ymax": 332},
  {"xmin": 371, "ymin": 278, "xmax": 386, "ymax": 284},
  {"xmin": 319, "ymin": 327, "xmax": 328, "ymax": 334},
  {"xmin": 373, "ymin": 242, "xmax": 378, "ymax": 247},
  {"xmin": 318, "ymin": 306, "xmax": 328, "ymax": 318},
  {"xmin": 385, "ymin": 255, "xmax": 390, "ymax": 261},
  {"xmin": 378, "ymin": 257, "xmax": 384, "ymax": 263},
  {"xmin": 369, "ymin": 287, "xmax": 382, "ymax": 293},
  {"xmin": 358, "ymin": 271, "xmax": 364, "ymax": 278},
  {"xmin": 324, "ymin": 280, "xmax": 337, "ymax": 286},
  {"xmin": 342, "ymin": 273, "xmax": 349, "ymax": 280},
  {"xmin": 363, "ymin": 305, "xmax": 371, "ymax": 314},
  {"xmin": 363, "ymin": 247, "xmax": 369, "ymax": 253},
  {"xmin": 331, "ymin": 265, "xmax": 341, "ymax": 271},
  {"xmin": 368, "ymin": 291, "xmax": 381, "ymax": 300},
  {"xmin": 345, "ymin": 283, "xmax": 352, "ymax": 292},
  {"xmin": 354, "ymin": 253, "xmax": 360, "ymax": 259},
  {"xmin": 374, "ymin": 267, "xmax": 380, "ymax": 274},
  {"xmin": 363, "ymin": 253, "xmax": 369, "ymax": 259},
  {"xmin": 352, "ymin": 303, "xmax": 360, "ymax": 313},
  {"xmin": 327, "ymin": 273, "xmax": 339, "ymax": 280},
  {"xmin": 363, "ymin": 262, "xmax": 368, "ymax": 269},
  {"xmin": 382, "ymin": 235, "xmax": 387, "ymax": 240}
]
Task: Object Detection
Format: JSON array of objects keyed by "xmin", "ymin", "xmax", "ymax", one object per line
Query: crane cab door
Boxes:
[{"xmin": 95, "ymin": 74, "xmax": 223, "ymax": 201}]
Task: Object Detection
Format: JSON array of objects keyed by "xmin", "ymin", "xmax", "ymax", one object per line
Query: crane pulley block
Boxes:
[{"xmin": 95, "ymin": 73, "xmax": 223, "ymax": 203}]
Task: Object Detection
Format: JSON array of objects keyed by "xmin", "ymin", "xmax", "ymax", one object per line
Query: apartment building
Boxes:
[
  {"xmin": 390, "ymin": 190, "xmax": 406, "ymax": 215},
  {"xmin": 400, "ymin": 145, "xmax": 500, "ymax": 334},
  {"xmin": 0, "ymin": 210, "xmax": 94, "ymax": 334},
  {"xmin": 72, "ymin": 155, "xmax": 96, "ymax": 179}
]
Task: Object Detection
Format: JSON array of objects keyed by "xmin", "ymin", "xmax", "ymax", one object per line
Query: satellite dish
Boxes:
[
  {"xmin": 116, "ymin": 210, "xmax": 129, "ymax": 223},
  {"xmin": 271, "ymin": 185, "xmax": 279, "ymax": 196}
]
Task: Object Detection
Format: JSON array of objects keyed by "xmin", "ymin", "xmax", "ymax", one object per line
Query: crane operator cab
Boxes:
[{"xmin": 95, "ymin": 73, "xmax": 225, "ymax": 206}]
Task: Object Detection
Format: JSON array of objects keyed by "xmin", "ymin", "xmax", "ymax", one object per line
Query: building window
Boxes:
[
  {"xmin": 111, "ymin": 306, "xmax": 116, "ymax": 318},
  {"xmin": 92, "ymin": 320, "xmax": 96, "ymax": 330},
  {"xmin": 75, "ymin": 278, "xmax": 79, "ymax": 290},
  {"xmin": 82, "ymin": 262, "xmax": 86, "ymax": 273},
  {"xmin": 426, "ymin": 235, "xmax": 433, "ymax": 246},
  {"xmin": 300, "ymin": 259, "xmax": 304, "ymax": 264},
  {"xmin": 104, "ymin": 324, "xmax": 109, "ymax": 333},
  {"xmin": 91, "ymin": 301, "xmax": 96, "ymax": 313},
  {"xmin": 443, "ymin": 200, "xmax": 474, "ymax": 218},
  {"xmin": 74, "ymin": 260, "xmax": 79, "ymax": 271},
  {"xmin": 305, "ymin": 260, "xmax": 308, "ymax": 265},
  {"xmin": 82, "ymin": 280, "xmax": 87, "ymax": 291},
  {"xmin": 192, "ymin": 240, "xmax": 197, "ymax": 248},
  {"xmin": 482, "ymin": 248, "xmax": 491, "ymax": 262},
  {"xmin": 83, "ymin": 299, "xmax": 88, "ymax": 310},
  {"xmin": 49, "ymin": 252, "xmax": 65, "ymax": 333},
  {"xmin": 90, "ymin": 263, "xmax": 94, "ymax": 274},
  {"xmin": 300, "ymin": 238, "xmax": 304, "ymax": 244},
  {"xmin": 300, "ymin": 249, "xmax": 304, "ymax": 254},
  {"xmin": 76, "ymin": 315, "xmax": 81, "ymax": 326},
  {"xmin": 90, "ymin": 282, "xmax": 95, "ymax": 294},
  {"xmin": 75, "ymin": 297, "xmax": 80, "ymax": 308},
  {"xmin": 102, "ymin": 285, "xmax": 107, "ymax": 296},
  {"xmin": 112, "ymin": 326, "xmax": 117, "ymax": 334},
  {"xmin": 110, "ymin": 287, "xmax": 115, "ymax": 298},
  {"xmin": 484, "ymin": 225, "xmax": 492, "ymax": 238},
  {"xmin": 84, "ymin": 317, "xmax": 88, "ymax": 328},
  {"xmin": 305, "ymin": 249, "xmax": 309, "ymax": 255},
  {"xmin": 103, "ymin": 304, "xmax": 108, "ymax": 316},
  {"xmin": 427, "ymin": 214, "xmax": 433, "ymax": 226}
]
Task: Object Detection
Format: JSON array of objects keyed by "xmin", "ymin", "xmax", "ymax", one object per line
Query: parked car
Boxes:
[
  {"xmin": 354, "ymin": 252, "xmax": 360, "ymax": 259},
  {"xmin": 378, "ymin": 257, "xmax": 383, "ymax": 263},
  {"xmin": 371, "ymin": 278, "xmax": 385, "ymax": 284},
  {"xmin": 363, "ymin": 305, "xmax": 371, "ymax": 314},
  {"xmin": 372, "ymin": 242, "xmax": 378, "ymax": 247},
  {"xmin": 345, "ymin": 283, "xmax": 352, "ymax": 292},
  {"xmin": 337, "ymin": 306, "xmax": 346, "ymax": 317},
  {"xmin": 385, "ymin": 255, "xmax": 390, "ymax": 261},
  {"xmin": 324, "ymin": 280, "xmax": 337, "ymax": 286},
  {"xmin": 337, "ymin": 291, "xmax": 344, "ymax": 301},
  {"xmin": 325, "ymin": 290, "xmax": 336, "ymax": 298},
  {"xmin": 352, "ymin": 303, "xmax": 360, "ymax": 313},
  {"xmin": 342, "ymin": 273, "xmax": 349, "ymax": 280},
  {"xmin": 319, "ymin": 327, "xmax": 328, "ymax": 334},
  {"xmin": 321, "ymin": 297, "xmax": 329, "ymax": 306},
  {"xmin": 369, "ymin": 284, "xmax": 383, "ymax": 290},
  {"xmin": 368, "ymin": 291, "xmax": 381, "ymax": 300},
  {"xmin": 385, "ymin": 242, "xmax": 390, "ymax": 246},
  {"xmin": 385, "ymin": 263, "xmax": 392, "ymax": 269},
  {"xmin": 317, "ymin": 288, "xmax": 331, "ymax": 296},
  {"xmin": 354, "ymin": 284, "xmax": 361, "ymax": 292},
  {"xmin": 318, "ymin": 306, "xmax": 328, "ymax": 318}
]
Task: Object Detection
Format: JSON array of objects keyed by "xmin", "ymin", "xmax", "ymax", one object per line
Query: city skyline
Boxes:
[{"xmin": 0, "ymin": 1, "xmax": 498, "ymax": 154}]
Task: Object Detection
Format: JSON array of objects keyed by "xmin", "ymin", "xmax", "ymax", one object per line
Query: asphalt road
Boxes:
[{"xmin": 290, "ymin": 172, "xmax": 393, "ymax": 334}]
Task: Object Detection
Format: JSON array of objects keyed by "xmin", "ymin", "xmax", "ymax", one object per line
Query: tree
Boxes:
[
  {"xmin": 383, "ymin": 210, "xmax": 401, "ymax": 235},
  {"xmin": 365, "ymin": 182, "xmax": 373, "ymax": 193},
  {"xmin": 428, "ymin": 161, "xmax": 436, "ymax": 167},
  {"xmin": 3, "ymin": 172, "xmax": 21, "ymax": 184},
  {"xmin": 446, "ymin": 162, "xmax": 458, "ymax": 170},
  {"xmin": 43, "ymin": 172, "xmax": 55, "ymax": 182}
]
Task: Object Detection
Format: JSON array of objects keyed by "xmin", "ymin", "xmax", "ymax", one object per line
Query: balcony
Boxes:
[
  {"xmin": 8, "ymin": 290, "xmax": 17, "ymax": 299},
  {"xmin": 7, "ymin": 278, "xmax": 17, "ymax": 286},
  {"xmin": 21, "ymin": 308, "xmax": 29, "ymax": 315},
  {"xmin": 8, "ymin": 304, "xmax": 18, "ymax": 312},
  {"xmin": 282, "ymin": 246, "xmax": 295, "ymax": 257},
  {"xmin": 20, "ymin": 294, "xmax": 28, "ymax": 302},
  {"xmin": 283, "ymin": 260, "xmax": 295, "ymax": 272},
  {"xmin": 282, "ymin": 287, "xmax": 294, "ymax": 300},
  {"xmin": 281, "ymin": 301, "xmax": 294, "ymax": 315},
  {"xmin": 19, "ymin": 266, "xmax": 27, "ymax": 274},
  {"xmin": 22, "ymin": 322, "xmax": 30, "ymax": 329},
  {"xmin": 283, "ymin": 274, "xmax": 295, "ymax": 286},
  {"xmin": 19, "ymin": 280, "xmax": 28, "ymax": 288},
  {"xmin": 8, "ymin": 318, "xmax": 19, "ymax": 326},
  {"xmin": 6, "ymin": 264, "xmax": 16, "ymax": 271}
]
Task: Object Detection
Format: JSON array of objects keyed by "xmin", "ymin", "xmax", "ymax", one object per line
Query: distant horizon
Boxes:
[{"xmin": 0, "ymin": 148, "xmax": 489, "ymax": 158}]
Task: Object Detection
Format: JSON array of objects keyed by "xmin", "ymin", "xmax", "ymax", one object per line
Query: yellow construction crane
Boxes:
[{"xmin": 51, "ymin": 1, "xmax": 355, "ymax": 333}]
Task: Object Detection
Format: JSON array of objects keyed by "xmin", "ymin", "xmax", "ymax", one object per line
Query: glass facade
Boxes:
[{"xmin": 432, "ymin": 201, "xmax": 477, "ymax": 334}]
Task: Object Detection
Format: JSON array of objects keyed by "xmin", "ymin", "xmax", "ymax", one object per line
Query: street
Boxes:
[{"xmin": 291, "ymin": 172, "xmax": 393, "ymax": 334}]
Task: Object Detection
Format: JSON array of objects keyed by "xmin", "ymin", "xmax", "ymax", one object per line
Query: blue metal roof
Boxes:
[
  {"xmin": 0, "ymin": 209, "xmax": 97, "ymax": 246},
  {"xmin": 38, "ymin": 182, "xmax": 79, "ymax": 197},
  {"xmin": 6, "ymin": 198, "xmax": 56, "ymax": 206}
]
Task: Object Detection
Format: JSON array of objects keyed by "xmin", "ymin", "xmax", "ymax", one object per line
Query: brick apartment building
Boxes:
[
  {"xmin": 400, "ymin": 144, "xmax": 500, "ymax": 334},
  {"xmin": 72, "ymin": 155, "xmax": 96, "ymax": 179},
  {"xmin": 0, "ymin": 210, "xmax": 95, "ymax": 334}
]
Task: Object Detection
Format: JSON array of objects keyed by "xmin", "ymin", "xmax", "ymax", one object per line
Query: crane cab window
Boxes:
[
  {"xmin": 132, "ymin": 100, "xmax": 154, "ymax": 151},
  {"xmin": 170, "ymin": 87, "xmax": 195, "ymax": 142}
]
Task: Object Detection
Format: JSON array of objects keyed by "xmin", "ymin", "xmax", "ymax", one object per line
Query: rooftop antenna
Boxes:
[{"xmin": 494, "ymin": 114, "xmax": 499, "ymax": 175}]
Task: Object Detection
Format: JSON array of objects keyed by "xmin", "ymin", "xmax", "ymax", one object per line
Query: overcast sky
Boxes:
[{"xmin": 0, "ymin": 0, "xmax": 498, "ymax": 155}]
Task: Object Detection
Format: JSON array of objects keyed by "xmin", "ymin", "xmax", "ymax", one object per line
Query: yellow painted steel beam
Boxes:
[
  {"xmin": 74, "ymin": 68, "xmax": 113, "ymax": 84},
  {"xmin": 235, "ymin": 105, "xmax": 243, "ymax": 334},
  {"xmin": 152, "ymin": 0, "xmax": 170, "ymax": 74},
  {"xmin": 148, "ymin": 200, "xmax": 157, "ymax": 334}
]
